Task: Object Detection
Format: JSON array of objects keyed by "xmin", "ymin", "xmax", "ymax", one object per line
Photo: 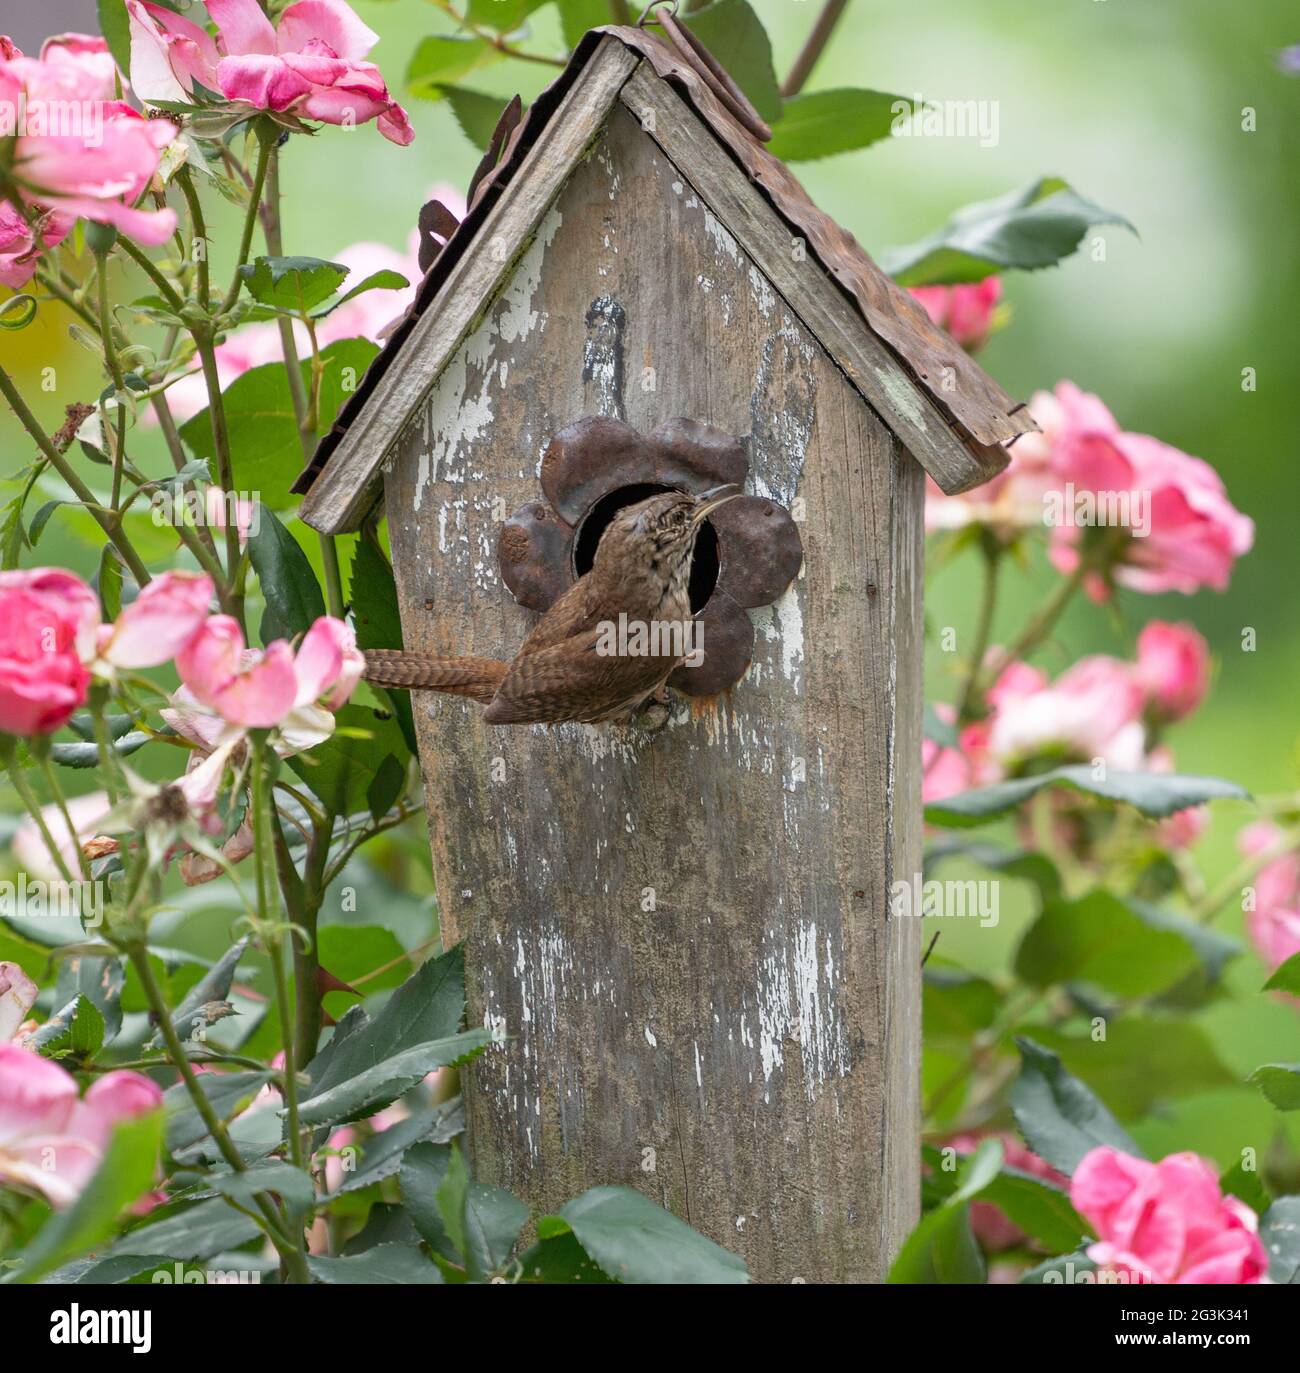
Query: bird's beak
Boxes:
[{"xmin": 691, "ymin": 483, "xmax": 743, "ymax": 525}]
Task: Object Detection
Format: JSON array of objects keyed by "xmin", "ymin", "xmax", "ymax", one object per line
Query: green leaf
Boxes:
[
  {"xmin": 15, "ymin": 1111, "xmax": 163, "ymax": 1283},
  {"xmin": 50, "ymin": 730, "xmax": 152, "ymax": 769},
  {"xmin": 151, "ymin": 936, "xmax": 249, "ymax": 1046},
  {"xmin": 516, "ymin": 1229, "xmax": 615, "ymax": 1283},
  {"xmin": 1219, "ymin": 1160, "xmax": 1270, "ymax": 1217},
  {"xmin": 165, "ymin": 1070, "xmax": 272, "ymax": 1153},
  {"xmin": 683, "ymin": 0, "xmax": 782, "ymax": 123},
  {"xmin": 349, "ymin": 534, "xmax": 416, "ymax": 753},
  {"xmin": 401, "ymin": 1140, "xmax": 457, "ymax": 1257},
  {"xmin": 287, "ymin": 704, "xmax": 407, "ymax": 816},
  {"xmin": 1250, "ymin": 1063, "xmax": 1300, "ymax": 1112},
  {"xmin": 97, "ymin": 0, "xmax": 132, "ymax": 80},
  {"xmin": 327, "ymin": 1099, "xmax": 462, "ymax": 1199},
  {"xmin": 978, "ymin": 1168, "xmax": 1087, "ymax": 1253},
  {"xmin": 888, "ymin": 1142, "xmax": 999, "ymax": 1283},
  {"xmin": 316, "ymin": 925, "xmax": 409, "ymax": 1003},
  {"xmin": 429, "ymin": 85, "xmax": 515, "ymax": 151},
  {"xmin": 923, "ymin": 968, "xmax": 1000, "ymax": 1041},
  {"xmin": 104, "ymin": 1197, "xmax": 260, "ymax": 1262},
  {"xmin": 238, "ymin": 256, "xmax": 348, "ymax": 313},
  {"xmin": 208, "ymin": 1161, "xmax": 316, "ymax": 1214},
  {"xmin": 179, "ymin": 338, "xmax": 379, "ymax": 509},
  {"xmin": 553, "ymin": 1185, "xmax": 749, "ymax": 1284},
  {"xmin": 308, "ymin": 1245, "xmax": 445, "ymax": 1283},
  {"xmin": 1030, "ymin": 1019, "xmax": 1235, "ymax": 1120},
  {"xmin": 1019, "ymin": 1249, "xmax": 1095, "ymax": 1284},
  {"xmin": 405, "ymin": 35, "xmax": 499, "ymax": 97},
  {"xmin": 28, "ymin": 995, "xmax": 105, "ymax": 1061},
  {"xmin": 436, "ymin": 1141, "xmax": 470, "ymax": 1262},
  {"xmin": 923, "ymin": 702, "xmax": 959, "ymax": 749},
  {"xmin": 1015, "ymin": 891, "xmax": 1201, "ymax": 997},
  {"xmin": 464, "ymin": 1183, "xmax": 529, "ymax": 1279},
  {"xmin": 29, "ymin": 499, "xmax": 69, "ymax": 545},
  {"xmin": 295, "ymin": 1028, "xmax": 493, "ymax": 1127},
  {"xmin": 367, "ymin": 753, "xmax": 406, "ymax": 820},
  {"xmin": 304, "ymin": 945, "xmax": 468, "ymax": 1104},
  {"xmin": 465, "ymin": 0, "xmax": 551, "ymax": 27},
  {"xmin": 1010, "ymin": 1037, "xmax": 1140, "ymax": 1175},
  {"xmin": 97, "ymin": 545, "xmax": 123, "ymax": 620},
  {"xmin": 54, "ymin": 954, "xmax": 124, "ymax": 1044},
  {"xmin": 247, "ymin": 506, "xmax": 326, "ymax": 646},
  {"xmin": 1260, "ymin": 1196, "xmax": 1300, "ymax": 1283},
  {"xmin": 881, "ymin": 177, "xmax": 1137, "ymax": 286},
  {"xmin": 556, "ymin": 0, "xmax": 609, "ymax": 49},
  {"xmin": 769, "ymin": 88, "xmax": 914, "ymax": 162},
  {"xmin": 1264, "ymin": 951, "xmax": 1300, "ymax": 996},
  {"xmin": 329, "ymin": 269, "xmax": 410, "ymax": 311},
  {"xmin": 924, "ymin": 765, "xmax": 1248, "ymax": 827}
]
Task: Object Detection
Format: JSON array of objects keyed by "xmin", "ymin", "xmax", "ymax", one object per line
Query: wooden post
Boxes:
[{"xmin": 383, "ymin": 90, "xmax": 922, "ymax": 1283}]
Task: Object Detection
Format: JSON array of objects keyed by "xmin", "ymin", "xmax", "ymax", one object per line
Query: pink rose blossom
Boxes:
[
  {"xmin": 0, "ymin": 568, "xmax": 99, "ymax": 735},
  {"xmin": 128, "ymin": 0, "xmax": 414, "ymax": 144},
  {"xmin": 0, "ymin": 199, "xmax": 72, "ymax": 289},
  {"xmin": 172, "ymin": 613, "xmax": 363, "ymax": 747},
  {"xmin": 1238, "ymin": 821, "xmax": 1300, "ymax": 973},
  {"xmin": 1135, "ymin": 621, "xmax": 1210, "ymax": 723},
  {"xmin": 0, "ymin": 38, "xmax": 177, "ymax": 246},
  {"xmin": 1071, "ymin": 1146, "xmax": 1268, "ymax": 1284},
  {"xmin": 908, "ymin": 276, "xmax": 1002, "ymax": 351},
  {"xmin": 95, "ymin": 570, "xmax": 214, "ymax": 671},
  {"xmin": 0, "ymin": 962, "xmax": 37, "ymax": 1042},
  {"xmin": 985, "ymin": 655, "xmax": 1147, "ymax": 771},
  {"xmin": 0, "ymin": 1043, "xmax": 162, "ymax": 1208}
]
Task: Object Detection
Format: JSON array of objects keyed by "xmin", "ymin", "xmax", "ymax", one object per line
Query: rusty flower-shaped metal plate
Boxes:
[{"xmin": 498, "ymin": 417, "xmax": 803, "ymax": 697}]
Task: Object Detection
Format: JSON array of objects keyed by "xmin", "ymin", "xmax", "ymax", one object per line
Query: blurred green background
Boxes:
[{"xmin": 1, "ymin": 1, "xmax": 1297, "ymax": 1170}]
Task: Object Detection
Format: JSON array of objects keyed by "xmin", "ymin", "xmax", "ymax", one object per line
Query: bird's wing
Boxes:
[
  {"xmin": 514, "ymin": 576, "xmax": 599, "ymax": 656},
  {"xmin": 484, "ymin": 626, "xmax": 669, "ymax": 724}
]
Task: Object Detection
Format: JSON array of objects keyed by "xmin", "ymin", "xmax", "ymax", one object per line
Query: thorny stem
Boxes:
[
  {"xmin": 431, "ymin": 0, "xmax": 566, "ymax": 66},
  {"xmin": 3, "ymin": 749, "xmax": 77, "ymax": 885},
  {"xmin": 0, "ymin": 364, "xmax": 152, "ymax": 588},
  {"xmin": 118, "ymin": 236, "xmax": 185, "ymax": 314},
  {"xmin": 34, "ymin": 750, "xmax": 91, "ymax": 882},
  {"xmin": 176, "ymin": 166, "xmax": 210, "ymax": 307},
  {"xmin": 956, "ymin": 543, "xmax": 1001, "ymax": 724},
  {"xmin": 220, "ymin": 130, "xmax": 273, "ymax": 316},
  {"xmin": 193, "ymin": 330, "xmax": 244, "ymax": 612}
]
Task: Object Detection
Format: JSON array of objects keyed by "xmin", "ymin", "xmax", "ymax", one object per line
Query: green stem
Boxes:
[
  {"xmin": 956, "ymin": 544, "xmax": 1000, "ymax": 724},
  {"xmin": 252, "ymin": 736, "xmax": 306, "ymax": 1174},
  {"xmin": 175, "ymin": 166, "xmax": 210, "ymax": 308},
  {"xmin": 220, "ymin": 132, "xmax": 273, "ymax": 315},
  {"xmin": 0, "ymin": 365, "xmax": 151, "ymax": 587},
  {"xmin": 780, "ymin": 0, "xmax": 850, "ymax": 97},
  {"xmin": 193, "ymin": 330, "xmax": 244, "ymax": 612},
  {"xmin": 118, "ymin": 237, "xmax": 185, "ymax": 314},
  {"xmin": 4, "ymin": 750, "xmax": 77, "ymax": 885},
  {"xmin": 1193, "ymin": 831, "xmax": 1300, "ymax": 926},
  {"xmin": 34, "ymin": 750, "xmax": 91, "ymax": 882}
]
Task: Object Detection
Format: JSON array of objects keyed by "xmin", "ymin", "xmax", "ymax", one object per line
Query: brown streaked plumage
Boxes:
[{"xmin": 363, "ymin": 486, "xmax": 740, "ymax": 724}]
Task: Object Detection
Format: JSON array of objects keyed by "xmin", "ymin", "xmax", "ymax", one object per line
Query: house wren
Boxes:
[{"xmin": 362, "ymin": 486, "xmax": 741, "ymax": 724}]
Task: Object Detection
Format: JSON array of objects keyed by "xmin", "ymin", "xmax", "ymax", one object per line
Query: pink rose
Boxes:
[
  {"xmin": 173, "ymin": 613, "xmax": 363, "ymax": 746},
  {"xmin": 0, "ymin": 568, "xmax": 99, "ymax": 735},
  {"xmin": 1071, "ymin": 1146, "xmax": 1268, "ymax": 1284},
  {"xmin": 0, "ymin": 199, "xmax": 72, "ymax": 289},
  {"xmin": 0, "ymin": 41, "xmax": 176, "ymax": 246},
  {"xmin": 38, "ymin": 32, "xmax": 118, "ymax": 94},
  {"xmin": 0, "ymin": 1043, "xmax": 162, "ymax": 1208},
  {"xmin": 908, "ymin": 276, "xmax": 1002, "ymax": 351},
  {"xmin": 1239, "ymin": 821, "xmax": 1300, "ymax": 973},
  {"xmin": 1135, "ymin": 620, "xmax": 1210, "ymax": 722},
  {"xmin": 985, "ymin": 655, "xmax": 1147, "ymax": 771},
  {"xmin": 0, "ymin": 961, "xmax": 37, "ymax": 1042},
  {"xmin": 128, "ymin": 0, "xmax": 414, "ymax": 145},
  {"xmin": 95, "ymin": 570, "xmax": 214, "ymax": 671}
]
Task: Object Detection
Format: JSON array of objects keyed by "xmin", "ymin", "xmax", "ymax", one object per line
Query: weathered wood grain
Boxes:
[
  {"xmin": 299, "ymin": 39, "xmax": 639, "ymax": 534},
  {"xmin": 384, "ymin": 102, "xmax": 921, "ymax": 1282}
]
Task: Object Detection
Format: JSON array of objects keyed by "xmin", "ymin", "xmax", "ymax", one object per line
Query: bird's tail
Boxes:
[{"xmin": 362, "ymin": 650, "xmax": 508, "ymax": 705}]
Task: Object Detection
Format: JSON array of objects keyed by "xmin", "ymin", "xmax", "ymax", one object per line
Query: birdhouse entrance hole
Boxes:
[{"xmin": 571, "ymin": 483, "xmax": 721, "ymax": 614}]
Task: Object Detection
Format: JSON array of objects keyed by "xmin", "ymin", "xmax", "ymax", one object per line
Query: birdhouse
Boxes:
[{"xmin": 295, "ymin": 26, "xmax": 1033, "ymax": 1282}]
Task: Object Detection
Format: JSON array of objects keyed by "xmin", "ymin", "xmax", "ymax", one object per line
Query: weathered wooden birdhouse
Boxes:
[{"xmin": 295, "ymin": 25, "xmax": 1032, "ymax": 1282}]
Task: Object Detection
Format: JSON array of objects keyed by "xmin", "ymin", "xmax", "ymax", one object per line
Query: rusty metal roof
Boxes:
[{"xmin": 292, "ymin": 26, "xmax": 1033, "ymax": 499}]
